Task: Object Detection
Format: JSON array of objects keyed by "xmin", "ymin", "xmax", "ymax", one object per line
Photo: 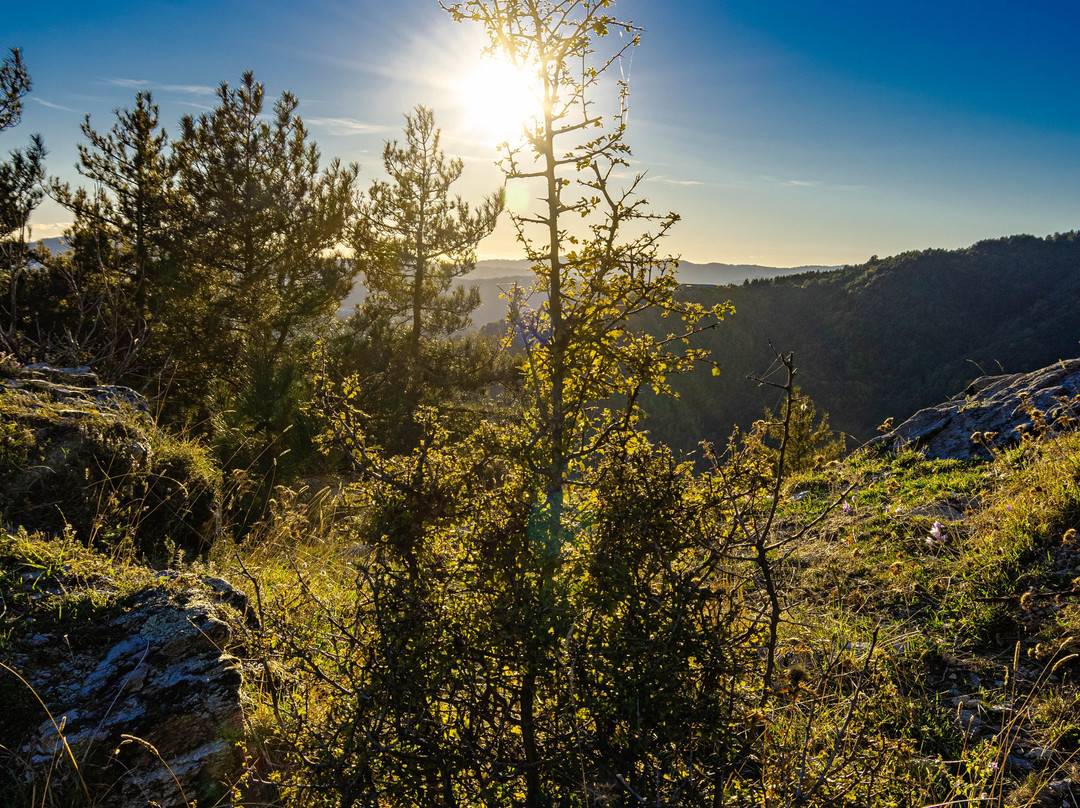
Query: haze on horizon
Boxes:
[{"xmin": 6, "ymin": 0, "xmax": 1079, "ymax": 267}]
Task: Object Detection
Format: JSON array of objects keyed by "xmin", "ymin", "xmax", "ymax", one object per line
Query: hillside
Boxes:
[
  {"xmin": 643, "ymin": 232, "xmax": 1080, "ymax": 453},
  {"xmin": 338, "ymin": 233, "xmax": 1080, "ymax": 455},
  {"xmin": 3, "ymin": 356, "xmax": 1080, "ymax": 806}
]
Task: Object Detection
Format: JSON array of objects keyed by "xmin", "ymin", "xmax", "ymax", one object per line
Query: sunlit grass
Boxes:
[{"xmin": 6, "ymin": 409, "xmax": 1080, "ymax": 805}]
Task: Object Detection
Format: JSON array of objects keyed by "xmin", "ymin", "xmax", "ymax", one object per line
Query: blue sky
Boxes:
[{"xmin": 6, "ymin": 0, "xmax": 1079, "ymax": 266}]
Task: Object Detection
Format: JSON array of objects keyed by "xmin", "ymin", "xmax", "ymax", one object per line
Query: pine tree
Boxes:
[
  {"xmin": 49, "ymin": 91, "xmax": 174, "ymax": 378},
  {"xmin": 0, "ymin": 47, "xmax": 30, "ymax": 132},
  {"xmin": 352, "ymin": 104, "xmax": 502, "ymax": 362},
  {"xmin": 0, "ymin": 47, "xmax": 45, "ymax": 358},
  {"xmin": 168, "ymin": 72, "xmax": 358, "ymax": 422},
  {"xmin": 762, "ymin": 386, "xmax": 846, "ymax": 473},
  {"xmin": 63, "ymin": 92, "xmax": 173, "ymax": 316}
]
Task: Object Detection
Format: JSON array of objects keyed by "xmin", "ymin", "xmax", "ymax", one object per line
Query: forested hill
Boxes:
[{"xmin": 644, "ymin": 232, "xmax": 1080, "ymax": 452}]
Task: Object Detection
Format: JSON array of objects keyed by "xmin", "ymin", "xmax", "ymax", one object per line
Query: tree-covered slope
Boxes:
[{"xmin": 646, "ymin": 232, "xmax": 1080, "ymax": 452}]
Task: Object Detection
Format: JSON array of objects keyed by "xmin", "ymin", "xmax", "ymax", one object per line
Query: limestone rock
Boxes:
[
  {"xmin": 873, "ymin": 358, "xmax": 1080, "ymax": 460},
  {"xmin": 14, "ymin": 362, "xmax": 149, "ymax": 412},
  {"xmin": 10, "ymin": 568, "xmax": 250, "ymax": 807}
]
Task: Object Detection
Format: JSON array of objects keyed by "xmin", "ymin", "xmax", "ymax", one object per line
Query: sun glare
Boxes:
[{"xmin": 461, "ymin": 55, "xmax": 539, "ymax": 143}]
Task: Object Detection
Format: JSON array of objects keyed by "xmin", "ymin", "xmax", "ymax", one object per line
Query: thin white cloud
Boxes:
[
  {"xmin": 306, "ymin": 117, "xmax": 393, "ymax": 137},
  {"xmin": 784, "ymin": 178, "xmax": 867, "ymax": 192},
  {"xmin": 105, "ymin": 79, "xmax": 217, "ymax": 95},
  {"xmin": 30, "ymin": 98, "xmax": 76, "ymax": 112},
  {"xmin": 650, "ymin": 175, "xmax": 705, "ymax": 187}
]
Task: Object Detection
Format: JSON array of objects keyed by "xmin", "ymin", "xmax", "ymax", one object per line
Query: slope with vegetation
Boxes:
[
  {"xmin": 2, "ymin": 1, "xmax": 1080, "ymax": 806},
  {"xmin": 0, "ymin": 357, "xmax": 220, "ymax": 562},
  {"xmin": 645, "ymin": 233, "xmax": 1080, "ymax": 455},
  {"xmin": 4, "ymin": 354, "xmax": 1080, "ymax": 806}
]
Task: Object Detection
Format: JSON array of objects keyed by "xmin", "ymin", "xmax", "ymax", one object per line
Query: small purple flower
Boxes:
[
  {"xmin": 929, "ymin": 521, "xmax": 947, "ymax": 542},
  {"xmin": 842, "ymin": 500, "xmax": 852, "ymax": 514},
  {"xmin": 1005, "ymin": 504, "xmax": 1012, "ymax": 513}
]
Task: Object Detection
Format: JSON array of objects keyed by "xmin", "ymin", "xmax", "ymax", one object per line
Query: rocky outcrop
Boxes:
[
  {"xmin": 874, "ymin": 358, "xmax": 1080, "ymax": 459},
  {"xmin": 4, "ymin": 559, "xmax": 254, "ymax": 807},
  {"xmin": 0, "ymin": 361, "xmax": 221, "ymax": 560},
  {"xmin": 9, "ymin": 362, "xmax": 149, "ymax": 412},
  {"xmin": 0, "ymin": 361, "xmax": 250, "ymax": 805}
]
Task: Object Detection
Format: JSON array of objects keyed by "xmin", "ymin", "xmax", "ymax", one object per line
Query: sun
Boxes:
[{"xmin": 460, "ymin": 55, "xmax": 540, "ymax": 143}]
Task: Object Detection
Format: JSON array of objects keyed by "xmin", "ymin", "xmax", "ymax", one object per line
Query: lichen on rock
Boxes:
[
  {"xmin": 1, "ymin": 537, "xmax": 252, "ymax": 808},
  {"xmin": 874, "ymin": 357, "xmax": 1080, "ymax": 460}
]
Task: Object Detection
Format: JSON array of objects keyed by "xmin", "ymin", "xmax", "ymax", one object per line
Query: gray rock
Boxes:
[
  {"xmin": 4, "ymin": 363, "xmax": 149, "ymax": 412},
  {"xmin": 17, "ymin": 574, "xmax": 248, "ymax": 808},
  {"xmin": 24, "ymin": 362, "xmax": 98, "ymax": 387},
  {"xmin": 1006, "ymin": 753, "xmax": 1035, "ymax": 771},
  {"xmin": 956, "ymin": 710, "xmax": 982, "ymax": 737},
  {"xmin": 873, "ymin": 358, "xmax": 1080, "ymax": 459}
]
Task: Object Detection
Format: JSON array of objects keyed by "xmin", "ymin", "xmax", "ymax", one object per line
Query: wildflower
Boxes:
[
  {"xmin": 929, "ymin": 521, "xmax": 947, "ymax": 542},
  {"xmin": 1005, "ymin": 504, "xmax": 1012, "ymax": 513},
  {"xmin": 842, "ymin": 500, "xmax": 852, "ymax": 514}
]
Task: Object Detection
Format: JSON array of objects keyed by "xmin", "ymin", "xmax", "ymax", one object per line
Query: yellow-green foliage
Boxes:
[
  {"xmin": 229, "ymin": 420, "xmax": 1080, "ymax": 807},
  {"xmin": 750, "ymin": 430, "xmax": 1080, "ymax": 806}
]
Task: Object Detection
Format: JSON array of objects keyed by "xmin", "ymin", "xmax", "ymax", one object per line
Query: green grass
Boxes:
[
  {"xmin": 749, "ymin": 430, "xmax": 1080, "ymax": 805},
  {"xmin": 5, "ymin": 397, "xmax": 1080, "ymax": 805}
]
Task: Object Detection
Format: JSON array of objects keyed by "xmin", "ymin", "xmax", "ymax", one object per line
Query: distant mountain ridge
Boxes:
[
  {"xmin": 37, "ymin": 236, "xmax": 68, "ymax": 254},
  {"xmin": 35, "ymin": 237, "xmax": 834, "ymax": 286},
  {"xmin": 463, "ymin": 258, "xmax": 836, "ymax": 284},
  {"xmin": 339, "ymin": 258, "xmax": 837, "ymax": 327},
  {"xmin": 34, "ymin": 237, "xmax": 834, "ymax": 330}
]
